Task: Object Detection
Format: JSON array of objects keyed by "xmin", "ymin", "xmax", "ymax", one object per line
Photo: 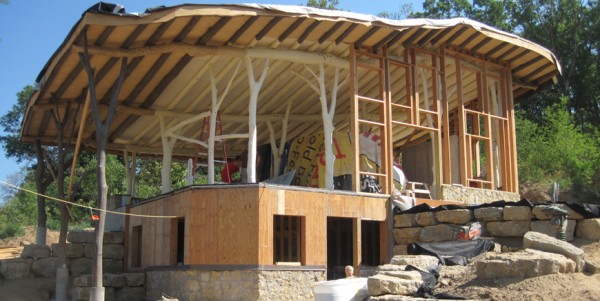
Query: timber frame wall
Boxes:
[
  {"xmin": 126, "ymin": 184, "xmax": 389, "ymax": 270},
  {"xmin": 349, "ymin": 45, "xmax": 519, "ymax": 197}
]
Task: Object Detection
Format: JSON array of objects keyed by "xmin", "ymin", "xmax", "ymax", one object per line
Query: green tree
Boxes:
[
  {"xmin": 306, "ymin": 0, "xmax": 339, "ymax": 9},
  {"xmin": 517, "ymin": 98, "xmax": 600, "ymax": 200}
]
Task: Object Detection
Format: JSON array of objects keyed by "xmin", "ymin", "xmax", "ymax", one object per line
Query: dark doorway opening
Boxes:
[
  {"xmin": 361, "ymin": 220, "xmax": 381, "ymax": 267},
  {"xmin": 131, "ymin": 225, "xmax": 142, "ymax": 268},
  {"xmin": 176, "ymin": 218, "xmax": 185, "ymax": 264},
  {"xmin": 327, "ymin": 217, "xmax": 353, "ymax": 280}
]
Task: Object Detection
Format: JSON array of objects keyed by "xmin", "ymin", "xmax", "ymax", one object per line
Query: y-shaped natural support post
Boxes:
[
  {"xmin": 208, "ymin": 61, "xmax": 241, "ymax": 183},
  {"xmin": 266, "ymin": 100, "xmax": 292, "ymax": 177},
  {"xmin": 160, "ymin": 115, "xmax": 178, "ymax": 193},
  {"xmin": 124, "ymin": 150, "xmax": 137, "ymax": 197},
  {"xmin": 295, "ymin": 64, "xmax": 347, "ymax": 190},
  {"xmin": 246, "ymin": 57, "xmax": 270, "ymax": 182}
]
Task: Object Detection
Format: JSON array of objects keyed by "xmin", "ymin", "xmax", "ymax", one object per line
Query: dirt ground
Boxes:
[
  {"xmin": 1, "ymin": 228, "xmax": 600, "ymax": 300},
  {"xmin": 436, "ymin": 239, "xmax": 600, "ymax": 301}
]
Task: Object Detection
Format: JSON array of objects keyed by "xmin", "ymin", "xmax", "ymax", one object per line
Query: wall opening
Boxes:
[
  {"xmin": 131, "ymin": 225, "xmax": 142, "ymax": 268},
  {"xmin": 327, "ymin": 217, "xmax": 353, "ymax": 280},
  {"xmin": 361, "ymin": 220, "xmax": 381, "ymax": 267},
  {"xmin": 177, "ymin": 218, "xmax": 185, "ymax": 264},
  {"xmin": 274, "ymin": 215, "xmax": 304, "ymax": 264}
]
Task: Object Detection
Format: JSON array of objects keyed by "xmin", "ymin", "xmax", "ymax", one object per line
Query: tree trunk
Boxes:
[
  {"xmin": 55, "ymin": 121, "xmax": 69, "ymax": 301},
  {"xmin": 34, "ymin": 140, "xmax": 47, "ymax": 246},
  {"xmin": 91, "ymin": 139, "xmax": 108, "ymax": 301}
]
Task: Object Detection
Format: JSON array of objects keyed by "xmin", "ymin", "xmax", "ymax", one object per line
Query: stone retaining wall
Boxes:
[
  {"xmin": 146, "ymin": 268, "xmax": 326, "ymax": 301},
  {"xmin": 393, "ymin": 203, "xmax": 600, "ymax": 255},
  {"xmin": 0, "ymin": 231, "xmax": 144, "ymax": 301},
  {"xmin": 440, "ymin": 185, "xmax": 521, "ymax": 204}
]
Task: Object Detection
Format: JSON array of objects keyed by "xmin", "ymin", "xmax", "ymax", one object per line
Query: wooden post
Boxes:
[
  {"xmin": 66, "ymin": 92, "xmax": 91, "ymax": 201},
  {"xmin": 506, "ymin": 64, "xmax": 519, "ymax": 193},
  {"xmin": 246, "ymin": 57, "xmax": 270, "ymax": 183},
  {"xmin": 159, "ymin": 115, "xmax": 176, "ymax": 193},
  {"xmin": 352, "ymin": 218, "xmax": 361, "ymax": 277},
  {"xmin": 440, "ymin": 49, "xmax": 451, "ymax": 185},
  {"xmin": 349, "ymin": 47, "xmax": 360, "ymax": 192},
  {"xmin": 455, "ymin": 55, "xmax": 468, "ymax": 186},
  {"xmin": 208, "ymin": 61, "xmax": 241, "ymax": 183}
]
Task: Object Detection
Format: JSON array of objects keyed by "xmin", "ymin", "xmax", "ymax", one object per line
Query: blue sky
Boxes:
[{"xmin": 0, "ymin": 0, "xmax": 421, "ymax": 184}]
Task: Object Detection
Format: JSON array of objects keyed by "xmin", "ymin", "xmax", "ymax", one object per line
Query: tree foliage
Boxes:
[
  {"xmin": 306, "ymin": 0, "xmax": 339, "ymax": 9},
  {"xmin": 0, "ymin": 86, "xmax": 35, "ymax": 163},
  {"xmin": 517, "ymin": 98, "xmax": 600, "ymax": 198}
]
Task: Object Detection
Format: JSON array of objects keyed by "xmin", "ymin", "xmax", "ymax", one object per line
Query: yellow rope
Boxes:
[{"xmin": 0, "ymin": 180, "xmax": 177, "ymax": 219}]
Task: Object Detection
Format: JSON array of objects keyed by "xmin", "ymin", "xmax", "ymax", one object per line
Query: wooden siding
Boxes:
[{"xmin": 127, "ymin": 185, "xmax": 388, "ymax": 268}]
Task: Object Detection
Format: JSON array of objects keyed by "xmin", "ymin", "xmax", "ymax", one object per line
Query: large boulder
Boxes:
[
  {"xmin": 475, "ymin": 249, "xmax": 576, "ymax": 279},
  {"xmin": 0, "ymin": 258, "xmax": 33, "ymax": 279},
  {"xmin": 103, "ymin": 259, "xmax": 124, "ymax": 274},
  {"xmin": 486, "ymin": 221, "xmax": 530, "ymax": 237},
  {"xmin": 32, "ymin": 257, "xmax": 57, "ymax": 278},
  {"xmin": 367, "ymin": 271, "xmax": 422, "ymax": 296},
  {"xmin": 392, "ymin": 245, "xmax": 408, "ymax": 256},
  {"xmin": 392, "ymin": 228, "xmax": 422, "ymax": 245},
  {"xmin": 52, "ymin": 243, "xmax": 84, "ymax": 258},
  {"xmin": 419, "ymin": 224, "xmax": 456, "ymax": 242},
  {"xmin": 415, "ymin": 212, "xmax": 436, "ymax": 226},
  {"xmin": 115, "ymin": 287, "xmax": 145, "ymax": 301},
  {"xmin": 70, "ymin": 257, "xmax": 93, "ymax": 277},
  {"xmin": 126, "ymin": 272, "xmax": 146, "ymax": 287},
  {"xmin": 104, "ymin": 232, "xmax": 125, "ymax": 244},
  {"xmin": 394, "ymin": 214, "xmax": 418, "ymax": 228},
  {"xmin": 530, "ymin": 220, "xmax": 576, "ymax": 241},
  {"xmin": 523, "ymin": 231, "xmax": 585, "ymax": 271},
  {"xmin": 85, "ymin": 244, "xmax": 124, "ymax": 259},
  {"xmin": 474, "ymin": 207, "xmax": 503, "ymax": 222},
  {"xmin": 503, "ymin": 206, "xmax": 532, "ymax": 221},
  {"xmin": 68, "ymin": 231, "xmax": 95, "ymax": 244},
  {"xmin": 576, "ymin": 219, "xmax": 600, "ymax": 240},
  {"xmin": 434, "ymin": 209, "xmax": 473, "ymax": 224},
  {"xmin": 21, "ymin": 244, "xmax": 51, "ymax": 259},
  {"xmin": 389, "ymin": 255, "xmax": 439, "ymax": 270}
]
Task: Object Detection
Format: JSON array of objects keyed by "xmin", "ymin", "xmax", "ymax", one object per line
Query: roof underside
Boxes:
[{"xmin": 21, "ymin": 3, "xmax": 561, "ymax": 159}]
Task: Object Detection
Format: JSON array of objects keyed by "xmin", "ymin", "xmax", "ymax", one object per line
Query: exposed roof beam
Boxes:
[
  {"xmin": 228, "ymin": 16, "xmax": 258, "ymax": 44},
  {"xmin": 73, "ymin": 44, "xmax": 350, "ymax": 69},
  {"xmin": 471, "ymin": 37, "xmax": 492, "ymax": 54},
  {"xmin": 354, "ymin": 27, "xmax": 379, "ymax": 48},
  {"xmin": 298, "ymin": 20, "xmax": 320, "ymax": 43},
  {"xmin": 335, "ymin": 23, "xmax": 357, "ymax": 44},
  {"xmin": 444, "ymin": 26, "xmax": 469, "ymax": 46},
  {"xmin": 511, "ymin": 55, "xmax": 544, "ymax": 73},
  {"xmin": 318, "ymin": 22, "xmax": 343, "ymax": 44},
  {"xmin": 255, "ymin": 16, "xmax": 283, "ymax": 40},
  {"xmin": 197, "ymin": 17, "xmax": 231, "ymax": 45},
  {"xmin": 402, "ymin": 28, "xmax": 427, "ymax": 48}
]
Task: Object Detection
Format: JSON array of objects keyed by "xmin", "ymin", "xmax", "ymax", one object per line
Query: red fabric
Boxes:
[{"xmin": 221, "ymin": 162, "xmax": 240, "ymax": 183}]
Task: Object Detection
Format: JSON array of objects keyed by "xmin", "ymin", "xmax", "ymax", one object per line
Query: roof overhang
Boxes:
[{"xmin": 21, "ymin": 3, "xmax": 561, "ymax": 158}]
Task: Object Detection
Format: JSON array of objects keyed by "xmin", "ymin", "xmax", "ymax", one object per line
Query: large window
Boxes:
[{"xmin": 274, "ymin": 215, "xmax": 304, "ymax": 264}]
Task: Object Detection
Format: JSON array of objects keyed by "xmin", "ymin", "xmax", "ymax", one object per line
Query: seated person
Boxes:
[{"xmin": 221, "ymin": 156, "xmax": 242, "ymax": 183}]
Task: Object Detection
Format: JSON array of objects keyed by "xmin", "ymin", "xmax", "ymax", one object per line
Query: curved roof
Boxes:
[{"xmin": 21, "ymin": 3, "xmax": 561, "ymax": 158}]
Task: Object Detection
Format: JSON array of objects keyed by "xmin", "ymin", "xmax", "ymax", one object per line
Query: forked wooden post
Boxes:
[{"xmin": 246, "ymin": 57, "xmax": 270, "ymax": 183}]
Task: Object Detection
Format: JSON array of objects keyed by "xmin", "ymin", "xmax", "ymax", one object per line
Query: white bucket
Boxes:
[{"xmin": 313, "ymin": 277, "xmax": 368, "ymax": 301}]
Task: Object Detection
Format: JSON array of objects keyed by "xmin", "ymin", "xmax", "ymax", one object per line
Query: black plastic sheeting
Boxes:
[
  {"xmin": 86, "ymin": 2, "xmax": 126, "ymax": 15},
  {"xmin": 404, "ymin": 264, "xmax": 465, "ymax": 299},
  {"xmin": 408, "ymin": 239, "xmax": 496, "ymax": 266},
  {"xmin": 395, "ymin": 198, "xmax": 600, "ymax": 218}
]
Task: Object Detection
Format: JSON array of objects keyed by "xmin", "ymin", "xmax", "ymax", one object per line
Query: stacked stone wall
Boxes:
[
  {"xmin": 393, "ymin": 203, "xmax": 600, "ymax": 255},
  {"xmin": 0, "ymin": 231, "xmax": 144, "ymax": 301},
  {"xmin": 146, "ymin": 268, "xmax": 325, "ymax": 301},
  {"xmin": 441, "ymin": 184, "xmax": 521, "ymax": 204}
]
